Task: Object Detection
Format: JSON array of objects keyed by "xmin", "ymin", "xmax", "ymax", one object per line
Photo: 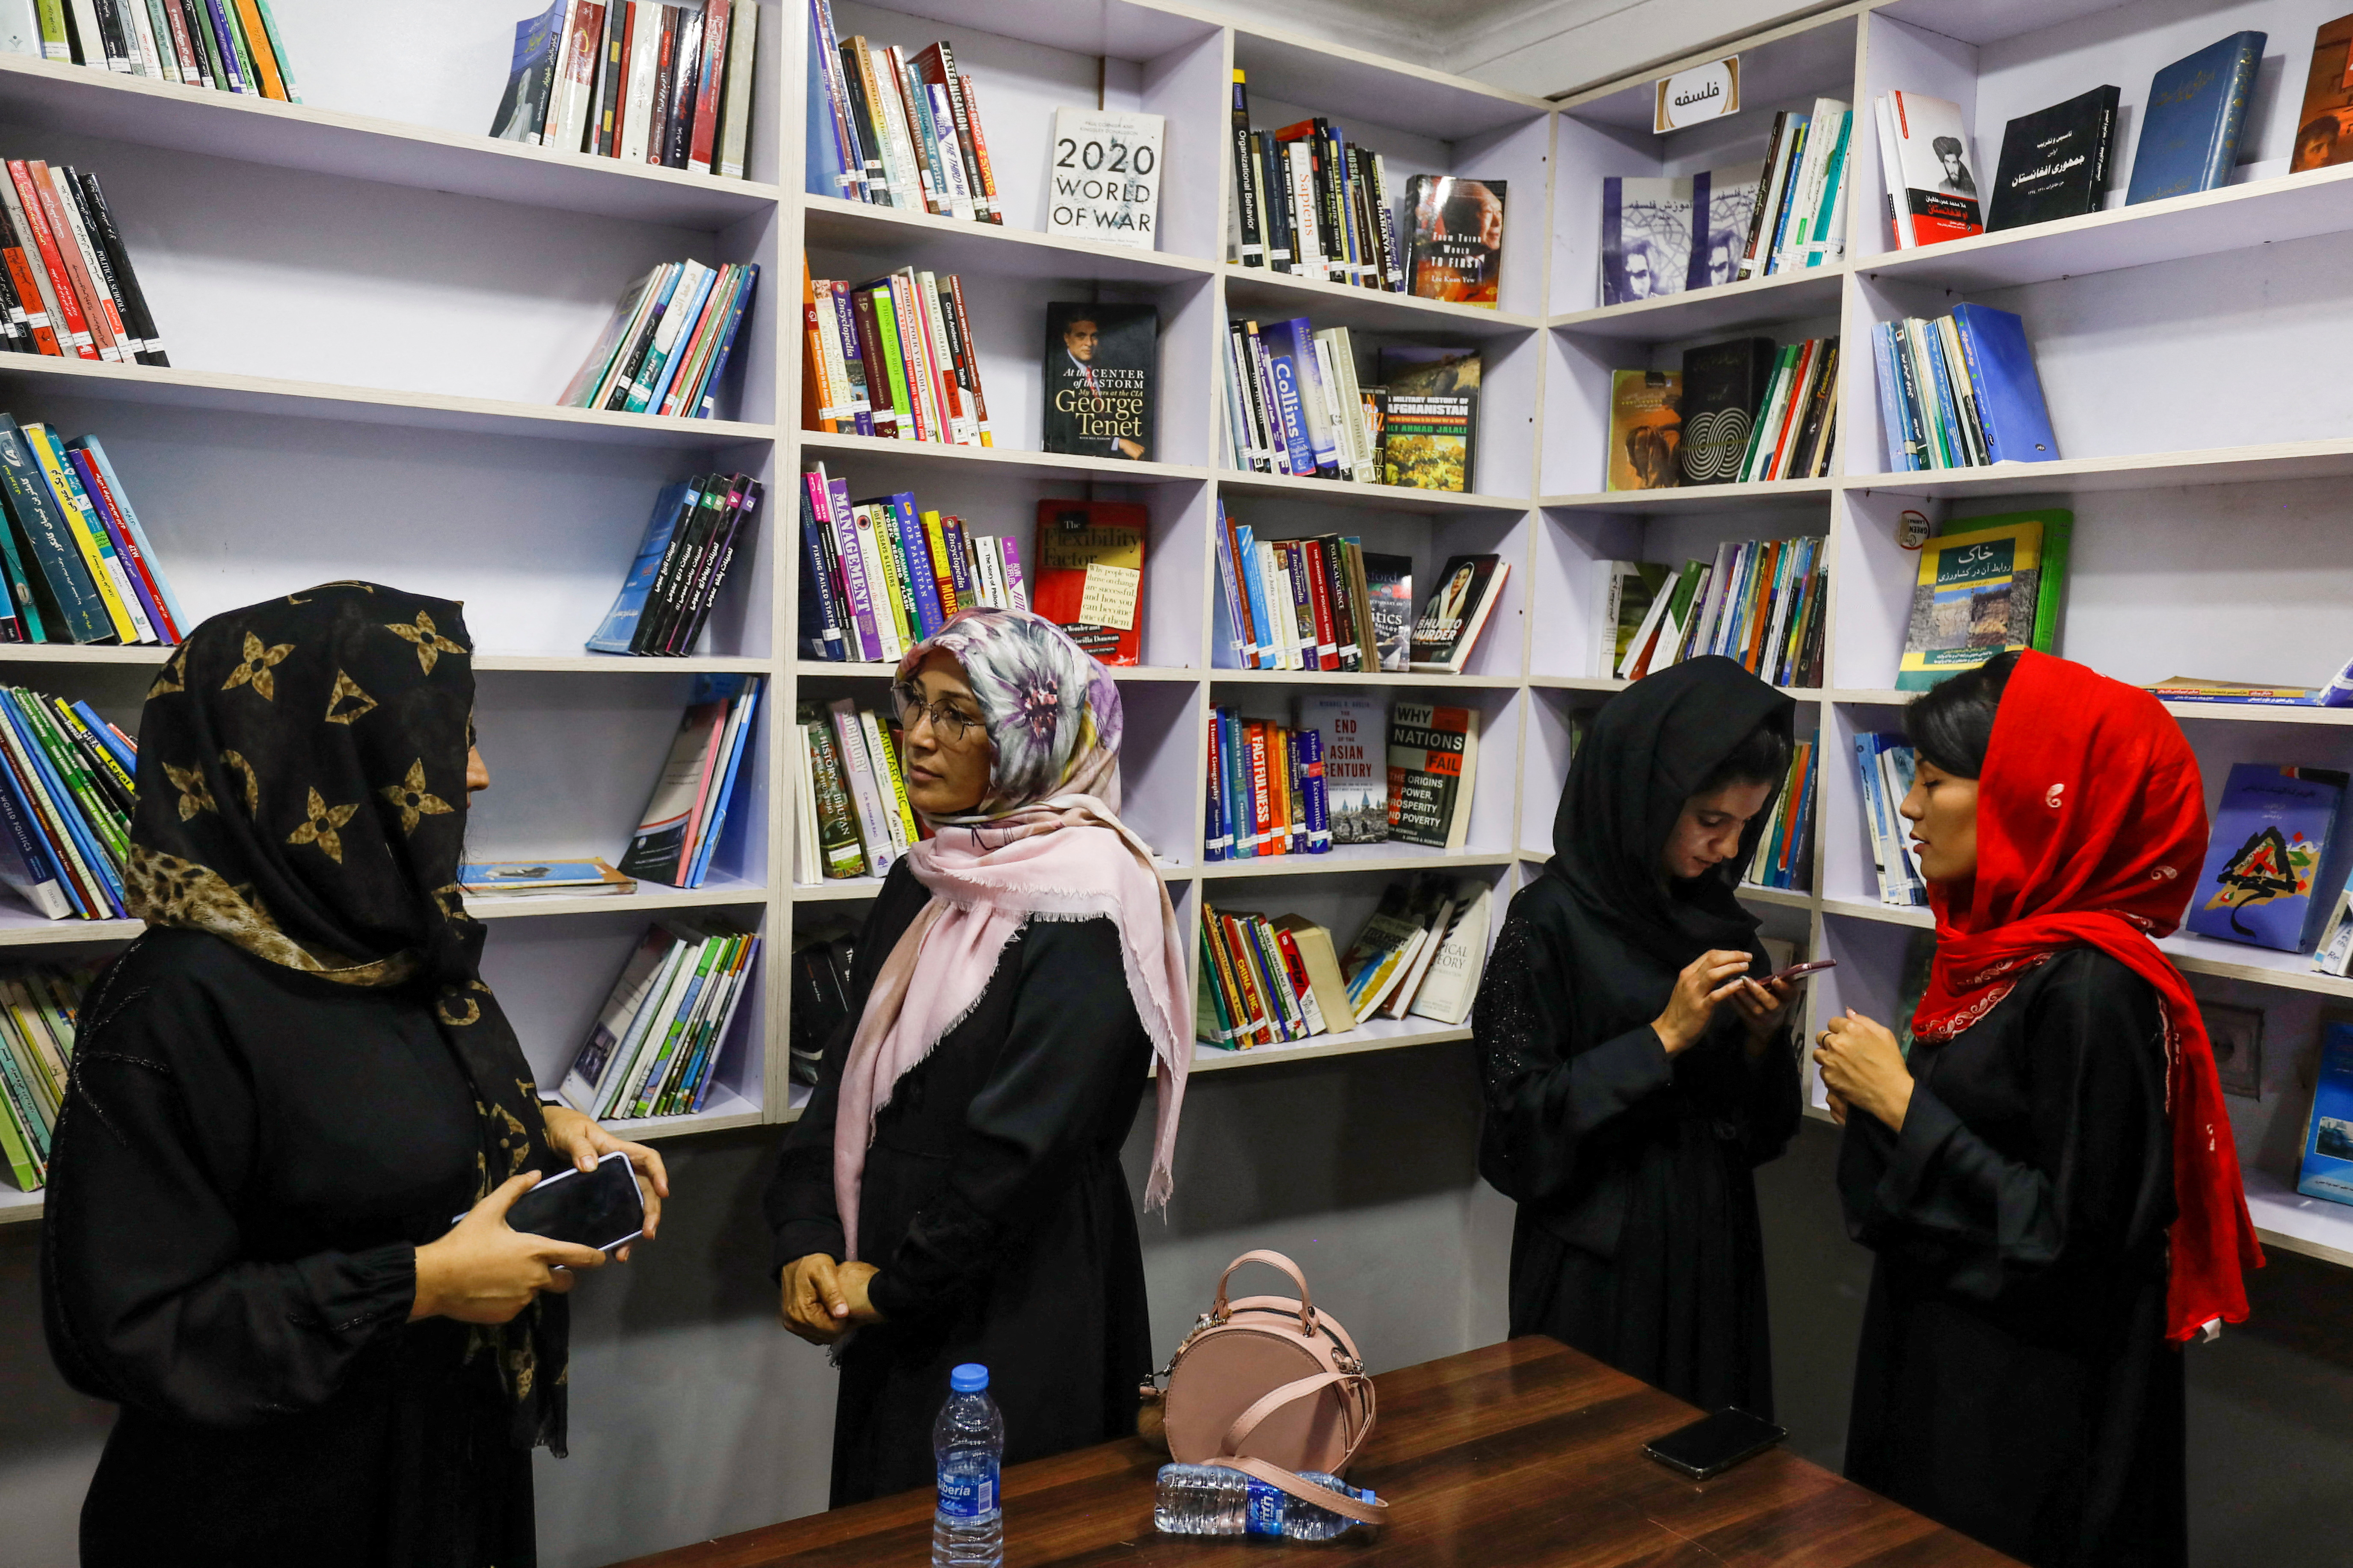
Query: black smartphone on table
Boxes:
[
  {"xmin": 457, "ymin": 1149, "xmax": 646, "ymax": 1252},
  {"xmin": 1642, "ymin": 1408, "xmax": 1787, "ymax": 1481}
]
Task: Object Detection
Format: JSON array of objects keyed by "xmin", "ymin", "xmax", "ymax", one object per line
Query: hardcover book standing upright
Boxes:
[
  {"xmin": 1387, "ymin": 703, "xmax": 1479, "ymax": 849},
  {"xmin": 1041, "ymin": 302, "xmax": 1156, "ymax": 461},
  {"xmin": 2126, "ymin": 31, "xmax": 2267, "ymax": 205},
  {"xmin": 1030, "ymin": 500, "xmax": 1146, "ymax": 666},
  {"xmin": 2188, "ymin": 763, "xmax": 2347, "ymax": 952},
  {"xmin": 1678, "ymin": 337, "xmax": 1775, "ymax": 485},
  {"xmin": 1404, "ymin": 175, "xmax": 1506, "ymax": 307},
  {"xmin": 1298, "ymin": 696, "xmax": 1387, "ymax": 844},
  {"xmin": 1895, "ymin": 518, "xmax": 2045, "ymax": 689},
  {"xmin": 2298, "ymin": 1022, "xmax": 2353, "ymax": 1207},
  {"xmin": 2293, "ymin": 13, "xmax": 2353, "ymax": 172},
  {"xmin": 1879, "ymin": 90, "xmax": 1983, "ymax": 246},
  {"xmin": 1988, "ymin": 86, "xmax": 2121, "ymax": 230}
]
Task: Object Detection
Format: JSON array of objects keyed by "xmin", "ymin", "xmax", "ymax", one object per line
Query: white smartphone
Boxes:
[{"xmin": 456, "ymin": 1149, "xmax": 646, "ymax": 1252}]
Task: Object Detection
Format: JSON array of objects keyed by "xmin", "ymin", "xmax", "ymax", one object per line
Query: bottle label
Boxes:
[
  {"xmin": 1243, "ymin": 1478, "xmax": 1286, "ymax": 1537},
  {"xmin": 938, "ymin": 1461, "xmax": 999, "ymax": 1520}
]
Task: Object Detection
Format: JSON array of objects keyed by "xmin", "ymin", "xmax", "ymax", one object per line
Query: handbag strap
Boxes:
[
  {"xmin": 1212, "ymin": 1249, "xmax": 1317, "ymax": 1335},
  {"xmin": 1206, "ymin": 1456, "xmax": 1387, "ymax": 1527},
  {"xmin": 1218, "ymin": 1370, "xmax": 1377, "ymax": 1467}
]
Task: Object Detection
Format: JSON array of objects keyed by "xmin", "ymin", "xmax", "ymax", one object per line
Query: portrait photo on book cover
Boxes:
[{"xmin": 1041, "ymin": 302, "xmax": 1157, "ymax": 461}]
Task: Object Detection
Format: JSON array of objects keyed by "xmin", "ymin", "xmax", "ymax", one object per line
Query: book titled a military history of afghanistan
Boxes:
[{"xmin": 1041, "ymin": 302, "xmax": 1157, "ymax": 460}]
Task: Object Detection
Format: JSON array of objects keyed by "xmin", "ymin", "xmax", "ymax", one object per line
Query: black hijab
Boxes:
[
  {"xmin": 125, "ymin": 582, "xmax": 567, "ymax": 1453},
  {"xmin": 1547, "ymin": 656, "xmax": 1796, "ymax": 970}
]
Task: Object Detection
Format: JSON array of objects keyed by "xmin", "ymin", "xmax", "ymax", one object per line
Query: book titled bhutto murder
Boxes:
[{"xmin": 1041, "ymin": 302, "xmax": 1158, "ymax": 461}]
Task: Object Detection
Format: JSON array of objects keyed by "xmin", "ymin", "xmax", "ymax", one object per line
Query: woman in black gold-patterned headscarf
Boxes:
[{"xmin": 39, "ymin": 582, "xmax": 670, "ymax": 1568}]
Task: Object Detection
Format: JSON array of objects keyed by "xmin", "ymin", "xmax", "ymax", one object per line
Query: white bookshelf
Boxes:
[{"xmin": 0, "ymin": 0, "xmax": 2345, "ymax": 1283}]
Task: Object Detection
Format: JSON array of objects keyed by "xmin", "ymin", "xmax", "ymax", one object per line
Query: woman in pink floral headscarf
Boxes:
[{"xmin": 764, "ymin": 607, "xmax": 1188, "ymax": 1506}]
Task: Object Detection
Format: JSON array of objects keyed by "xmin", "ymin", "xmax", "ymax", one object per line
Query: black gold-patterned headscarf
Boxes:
[{"xmin": 127, "ymin": 582, "xmax": 568, "ymax": 1452}]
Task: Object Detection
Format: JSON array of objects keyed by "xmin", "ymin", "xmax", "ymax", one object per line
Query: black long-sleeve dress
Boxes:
[
  {"xmin": 766, "ymin": 859, "xmax": 1154, "ymax": 1507},
  {"xmin": 1840, "ymin": 947, "xmax": 2181, "ymax": 1568},
  {"xmin": 41, "ymin": 928, "xmax": 533, "ymax": 1568},
  {"xmin": 1476, "ymin": 875, "xmax": 1801, "ymax": 1416}
]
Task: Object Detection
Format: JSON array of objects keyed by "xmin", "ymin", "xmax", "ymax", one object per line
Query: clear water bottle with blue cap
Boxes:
[
  {"xmin": 1153, "ymin": 1463, "xmax": 1378, "ymax": 1539},
  {"xmin": 933, "ymin": 1363, "xmax": 1004, "ymax": 1568}
]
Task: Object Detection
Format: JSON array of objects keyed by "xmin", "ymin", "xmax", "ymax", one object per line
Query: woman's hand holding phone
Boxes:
[
  {"xmin": 541, "ymin": 1104, "xmax": 668, "ymax": 1261},
  {"xmin": 411, "ymin": 1172, "xmax": 609, "ymax": 1325}
]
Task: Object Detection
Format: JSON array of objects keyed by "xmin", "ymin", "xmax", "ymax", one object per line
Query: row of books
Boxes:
[
  {"xmin": 616, "ymin": 675, "xmax": 761, "ymax": 890},
  {"xmin": 792, "ymin": 698, "xmax": 921, "ymax": 883},
  {"xmin": 794, "ymin": 468, "xmax": 1031, "ymax": 666},
  {"xmin": 1871, "ymin": 305, "xmax": 2058, "ymax": 470},
  {"xmin": 492, "ymin": 0, "xmax": 760, "ymax": 180},
  {"xmin": 1213, "ymin": 509, "xmax": 1404, "ymax": 675},
  {"xmin": 0, "ymin": 688, "xmax": 134, "ymax": 921},
  {"xmin": 560, "ymin": 920, "xmax": 762, "ymax": 1122},
  {"xmin": 786, "ymin": 923, "xmax": 856, "ymax": 1085},
  {"xmin": 0, "ymin": 416, "xmax": 184, "ymax": 646},
  {"xmin": 805, "ymin": 0, "xmax": 1001, "ymax": 224},
  {"xmin": 1195, "ymin": 880, "xmax": 1490, "ymax": 1053},
  {"xmin": 802, "ymin": 265, "xmax": 993, "ymax": 447},
  {"xmin": 0, "ymin": 960, "xmax": 95, "ymax": 1190},
  {"xmin": 1338, "ymin": 876, "xmax": 1491, "ymax": 1028},
  {"xmin": 1597, "ymin": 97, "xmax": 1850, "ymax": 306},
  {"xmin": 1597, "ymin": 535, "xmax": 1828, "ymax": 689},
  {"xmin": 557, "ymin": 258, "xmax": 760, "ymax": 421},
  {"xmin": 1603, "ymin": 334, "xmax": 1838, "ymax": 492},
  {"xmin": 1224, "ymin": 325, "xmax": 1480, "ymax": 494},
  {"xmin": 1208, "ymin": 699, "xmax": 1479, "ymax": 860},
  {"xmin": 0, "ymin": 160, "xmax": 166, "ymax": 368},
  {"xmin": 1855, "ymin": 732, "xmax": 1926, "ymax": 906},
  {"xmin": 1743, "ymin": 739, "xmax": 1817, "ymax": 892},
  {"xmin": 11, "ymin": 0, "xmax": 297, "ymax": 100},
  {"xmin": 588, "ymin": 472, "xmax": 763, "ymax": 657}
]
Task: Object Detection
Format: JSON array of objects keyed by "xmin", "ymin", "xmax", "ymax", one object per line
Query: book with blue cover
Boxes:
[
  {"xmin": 589, "ymin": 482, "xmax": 693, "ymax": 654},
  {"xmin": 2125, "ymin": 30, "xmax": 2267, "ymax": 205},
  {"xmin": 1950, "ymin": 303, "xmax": 2061, "ymax": 462},
  {"xmin": 2187, "ymin": 763, "xmax": 2347, "ymax": 952},
  {"xmin": 2298, "ymin": 1022, "xmax": 2353, "ymax": 1206}
]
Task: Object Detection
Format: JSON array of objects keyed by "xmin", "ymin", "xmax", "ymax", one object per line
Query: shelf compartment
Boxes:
[
  {"xmin": 1541, "ymin": 479, "xmax": 1837, "ymax": 513},
  {"xmin": 1229, "ymin": 24, "xmax": 1552, "ymax": 143},
  {"xmin": 597, "ymin": 1084, "xmax": 765, "ymax": 1145},
  {"xmin": 2243, "ymin": 1166, "xmax": 2353, "ymax": 1271},
  {"xmin": 466, "ymin": 874, "xmax": 770, "ymax": 923},
  {"xmin": 1860, "ymin": 163, "xmax": 2353, "ymax": 297},
  {"xmin": 1222, "ymin": 265, "xmax": 1541, "ymax": 338},
  {"xmin": 1829, "ymin": 689, "xmax": 2353, "ymax": 729},
  {"xmin": 0, "ymin": 355, "xmax": 773, "ymax": 449},
  {"xmin": 0, "ymin": 54, "xmax": 782, "ymax": 231},
  {"xmin": 0, "ymin": 1184, "xmax": 41, "ymax": 1225},
  {"xmin": 797, "ymin": 430, "xmax": 1209, "ymax": 486},
  {"xmin": 1189, "ymin": 1015, "xmax": 1471, "ymax": 1074},
  {"xmin": 1218, "ymin": 470, "xmax": 1530, "ymax": 516},
  {"xmin": 1548, "ymin": 265, "xmax": 1849, "ymax": 342},
  {"xmin": 806, "ymin": 195, "xmax": 1215, "ymax": 285},
  {"xmin": 1201, "ymin": 845, "xmax": 1517, "ymax": 880}
]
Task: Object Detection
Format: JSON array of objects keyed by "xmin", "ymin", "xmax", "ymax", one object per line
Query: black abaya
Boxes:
[
  {"xmin": 41, "ymin": 929, "xmax": 532, "ymax": 1568},
  {"xmin": 1474, "ymin": 657, "xmax": 1802, "ymax": 1417},
  {"xmin": 1840, "ymin": 947, "xmax": 2181, "ymax": 1568},
  {"xmin": 765, "ymin": 859, "xmax": 1154, "ymax": 1506}
]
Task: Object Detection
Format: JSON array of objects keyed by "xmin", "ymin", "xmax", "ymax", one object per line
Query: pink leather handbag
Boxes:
[{"xmin": 1150, "ymin": 1249, "xmax": 1388, "ymax": 1525}]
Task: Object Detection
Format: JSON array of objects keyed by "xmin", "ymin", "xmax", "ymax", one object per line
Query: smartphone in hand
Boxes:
[
  {"xmin": 1768, "ymin": 959, "xmax": 1835, "ymax": 984},
  {"xmin": 456, "ymin": 1150, "xmax": 646, "ymax": 1252}
]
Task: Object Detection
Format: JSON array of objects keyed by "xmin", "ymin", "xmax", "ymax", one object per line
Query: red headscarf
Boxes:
[{"xmin": 1911, "ymin": 651, "xmax": 2262, "ymax": 1342}]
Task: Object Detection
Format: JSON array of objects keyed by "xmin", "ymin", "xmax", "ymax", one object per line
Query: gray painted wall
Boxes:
[{"xmin": 4, "ymin": 1053, "xmax": 2349, "ymax": 1566}]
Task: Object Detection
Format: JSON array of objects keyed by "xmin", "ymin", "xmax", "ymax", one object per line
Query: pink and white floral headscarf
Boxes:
[{"xmin": 832, "ymin": 609, "xmax": 1189, "ymax": 1259}]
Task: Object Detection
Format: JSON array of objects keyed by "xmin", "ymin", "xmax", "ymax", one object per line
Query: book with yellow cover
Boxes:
[
  {"xmin": 1895, "ymin": 518, "xmax": 2042, "ymax": 690},
  {"xmin": 1605, "ymin": 369, "xmax": 1681, "ymax": 491}
]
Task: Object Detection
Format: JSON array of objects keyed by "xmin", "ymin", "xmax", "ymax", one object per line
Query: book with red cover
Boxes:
[{"xmin": 1031, "ymin": 499, "xmax": 1146, "ymax": 666}]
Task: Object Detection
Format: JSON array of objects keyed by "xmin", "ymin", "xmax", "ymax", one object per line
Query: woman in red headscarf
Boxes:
[{"xmin": 1815, "ymin": 651, "xmax": 2262, "ymax": 1568}]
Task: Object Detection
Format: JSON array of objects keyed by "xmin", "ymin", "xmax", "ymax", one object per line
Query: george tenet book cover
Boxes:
[{"xmin": 1042, "ymin": 302, "xmax": 1157, "ymax": 461}]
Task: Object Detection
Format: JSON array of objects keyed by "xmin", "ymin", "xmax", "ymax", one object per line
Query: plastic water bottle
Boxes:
[
  {"xmin": 933, "ymin": 1364, "xmax": 1005, "ymax": 1568},
  {"xmin": 1153, "ymin": 1464, "xmax": 1378, "ymax": 1539}
]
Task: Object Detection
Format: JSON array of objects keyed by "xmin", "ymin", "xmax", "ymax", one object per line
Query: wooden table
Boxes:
[{"xmin": 613, "ymin": 1337, "xmax": 2018, "ymax": 1568}]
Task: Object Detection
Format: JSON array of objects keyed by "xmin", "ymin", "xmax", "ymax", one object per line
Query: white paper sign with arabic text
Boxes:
[{"xmin": 1654, "ymin": 56, "xmax": 1740, "ymax": 133}]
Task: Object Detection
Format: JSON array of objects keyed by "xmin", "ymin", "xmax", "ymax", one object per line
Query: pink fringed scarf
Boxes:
[{"xmin": 832, "ymin": 610, "xmax": 1190, "ymax": 1260}]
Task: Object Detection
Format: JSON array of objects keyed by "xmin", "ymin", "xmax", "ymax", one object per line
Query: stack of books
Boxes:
[
  {"xmin": 1854, "ymin": 733, "xmax": 1927, "ymax": 906},
  {"xmin": 617, "ymin": 675, "xmax": 762, "ymax": 889},
  {"xmin": 0, "ymin": 161, "xmax": 166, "ymax": 367},
  {"xmin": 804, "ymin": 5, "xmax": 1003, "ymax": 223},
  {"xmin": 796, "ymin": 467, "xmax": 1027, "ymax": 666},
  {"xmin": 19, "ymin": 0, "xmax": 298, "ymax": 101},
  {"xmin": 792, "ymin": 698, "xmax": 922, "ymax": 883},
  {"xmin": 1213, "ymin": 508, "xmax": 1405, "ymax": 673},
  {"xmin": 1337, "ymin": 877, "xmax": 1493, "ymax": 1027},
  {"xmin": 1224, "ymin": 74, "xmax": 1408, "ymax": 293},
  {"xmin": 589, "ymin": 473, "xmax": 763, "ymax": 657},
  {"xmin": 559, "ymin": 920, "xmax": 762, "ymax": 1122},
  {"xmin": 1207, "ymin": 699, "xmax": 1478, "ymax": 860},
  {"xmin": 0, "ymin": 689, "xmax": 135, "ymax": 921},
  {"xmin": 493, "ymin": 0, "xmax": 761, "ymax": 180},
  {"xmin": 1224, "ymin": 327, "xmax": 1479, "ymax": 494},
  {"xmin": 802, "ymin": 265, "xmax": 991, "ymax": 447},
  {"xmin": 1599, "ymin": 538, "xmax": 1828, "ymax": 688},
  {"xmin": 557, "ymin": 260, "xmax": 761, "ymax": 421},
  {"xmin": 1743, "ymin": 739, "xmax": 1817, "ymax": 892},
  {"xmin": 458, "ymin": 859, "xmax": 635, "ymax": 899},
  {"xmin": 1872, "ymin": 304, "xmax": 2060, "ymax": 470},
  {"xmin": 1603, "ymin": 337, "xmax": 1838, "ymax": 493},
  {"xmin": 0, "ymin": 417, "xmax": 184, "ymax": 646},
  {"xmin": 0, "ymin": 960, "xmax": 98, "ymax": 1192}
]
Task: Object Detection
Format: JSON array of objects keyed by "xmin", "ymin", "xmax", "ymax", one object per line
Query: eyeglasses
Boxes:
[{"xmin": 889, "ymin": 681, "xmax": 984, "ymax": 746}]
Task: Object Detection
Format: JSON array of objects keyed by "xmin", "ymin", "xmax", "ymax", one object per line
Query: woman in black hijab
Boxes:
[
  {"xmin": 1474, "ymin": 656, "xmax": 1805, "ymax": 1414},
  {"xmin": 41, "ymin": 583, "xmax": 669, "ymax": 1568}
]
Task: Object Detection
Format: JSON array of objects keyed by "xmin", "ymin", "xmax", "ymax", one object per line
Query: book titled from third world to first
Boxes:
[
  {"xmin": 2187, "ymin": 763, "xmax": 2349, "ymax": 953},
  {"xmin": 2294, "ymin": 13, "xmax": 2353, "ymax": 173},
  {"xmin": 1404, "ymin": 175, "xmax": 1506, "ymax": 307},
  {"xmin": 1030, "ymin": 500, "xmax": 1146, "ymax": 666}
]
